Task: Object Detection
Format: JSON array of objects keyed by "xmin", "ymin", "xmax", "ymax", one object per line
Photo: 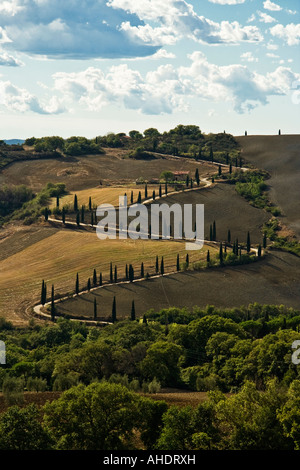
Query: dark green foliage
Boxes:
[
  {"xmin": 112, "ymin": 296, "xmax": 116, "ymax": 323},
  {"xmin": 176, "ymin": 254, "xmax": 180, "ymax": 271},
  {"xmin": 137, "ymin": 191, "xmax": 142, "ymax": 204},
  {"xmin": 227, "ymin": 229, "xmax": 231, "ymax": 244},
  {"xmin": 76, "ymin": 212, "xmax": 80, "ymax": 226},
  {"xmin": 212, "ymin": 221, "xmax": 216, "ymax": 241},
  {"xmin": 93, "ymin": 269, "xmax": 97, "ymax": 287},
  {"xmin": 219, "ymin": 242, "xmax": 223, "ymax": 265},
  {"xmin": 155, "ymin": 255, "xmax": 159, "ymax": 273},
  {"xmin": 87, "ymin": 278, "xmax": 91, "ymax": 291},
  {"xmin": 114, "ymin": 265, "xmax": 117, "ymax": 283},
  {"xmin": 195, "ymin": 168, "xmax": 200, "ymax": 186},
  {"xmin": 129, "ymin": 264, "xmax": 134, "ymax": 282},
  {"xmin": 110, "ymin": 262, "xmax": 113, "ymax": 283},
  {"xmin": 247, "ymin": 231, "xmax": 251, "ymax": 253},
  {"xmin": 141, "ymin": 262, "xmax": 144, "ymax": 278},
  {"xmin": 75, "ymin": 273, "xmax": 79, "ymax": 295},
  {"xmin": 160, "ymin": 257, "xmax": 164, "ymax": 275},
  {"xmin": 74, "ymin": 194, "xmax": 78, "ymax": 212},
  {"xmin": 131, "ymin": 300, "xmax": 136, "ymax": 321},
  {"xmin": 144, "ymin": 184, "xmax": 148, "ymax": 199},
  {"xmin": 41, "ymin": 280, "xmax": 46, "ymax": 305},
  {"xmin": 81, "ymin": 205, "xmax": 85, "ymax": 224},
  {"xmin": 99, "ymin": 272, "xmax": 102, "ymax": 286},
  {"xmin": 50, "ymin": 285, "xmax": 55, "ymax": 322},
  {"xmin": 93, "ymin": 298, "xmax": 97, "ymax": 321},
  {"xmin": 88, "ymin": 196, "xmax": 92, "ymax": 211}
]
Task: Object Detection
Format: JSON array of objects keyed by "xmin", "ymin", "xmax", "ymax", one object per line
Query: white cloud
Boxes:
[
  {"xmin": 257, "ymin": 11, "xmax": 277, "ymax": 24},
  {"xmin": 241, "ymin": 52, "xmax": 258, "ymax": 62},
  {"xmin": 270, "ymin": 23, "xmax": 300, "ymax": 45},
  {"xmin": 0, "ymin": 0, "xmax": 158, "ymax": 59},
  {"xmin": 45, "ymin": 53, "xmax": 300, "ymax": 116},
  {"xmin": 0, "ymin": 51, "xmax": 23, "ymax": 66},
  {"xmin": 0, "ymin": 80, "xmax": 65, "ymax": 114},
  {"xmin": 108, "ymin": 0, "xmax": 263, "ymax": 45},
  {"xmin": 208, "ymin": 0, "xmax": 245, "ymax": 4},
  {"xmin": 263, "ymin": 1, "xmax": 282, "ymax": 12}
]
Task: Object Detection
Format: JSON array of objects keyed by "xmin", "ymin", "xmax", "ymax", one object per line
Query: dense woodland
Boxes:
[{"xmin": 0, "ymin": 304, "xmax": 300, "ymax": 450}]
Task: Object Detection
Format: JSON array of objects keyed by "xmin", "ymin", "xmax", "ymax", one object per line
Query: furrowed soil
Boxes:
[
  {"xmin": 55, "ymin": 250, "xmax": 300, "ymax": 322},
  {"xmin": 236, "ymin": 135, "xmax": 300, "ymax": 237},
  {"xmin": 0, "ymin": 148, "xmax": 217, "ymax": 193},
  {"xmin": 160, "ymin": 183, "xmax": 270, "ymax": 244},
  {"xmin": 0, "ymin": 230, "xmax": 215, "ymax": 324}
]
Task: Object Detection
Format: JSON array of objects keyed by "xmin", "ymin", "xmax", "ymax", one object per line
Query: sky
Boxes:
[{"xmin": 0, "ymin": 0, "xmax": 299, "ymax": 139}]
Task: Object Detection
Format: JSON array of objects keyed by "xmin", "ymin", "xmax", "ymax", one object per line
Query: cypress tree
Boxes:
[
  {"xmin": 87, "ymin": 278, "xmax": 91, "ymax": 291},
  {"xmin": 50, "ymin": 285, "xmax": 55, "ymax": 322},
  {"xmin": 218, "ymin": 165, "xmax": 222, "ymax": 176},
  {"xmin": 263, "ymin": 233, "xmax": 267, "ymax": 249},
  {"xmin": 152, "ymin": 190, "xmax": 155, "ymax": 200},
  {"xmin": 129, "ymin": 264, "xmax": 134, "ymax": 282},
  {"xmin": 76, "ymin": 211, "xmax": 80, "ymax": 226},
  {"xmin": 75, "ymin": 273, "xmax": 79, "ymax": 295},
  {"xmin": 155, "ymin": 255, "xmax": 159, "ymax": 273},
  {"xmin": 89, "ymin": 196, "xmax": 92, "ymax": 211},
  {"xmin": 137, "ymin": 191, "xmax": 142, "ymax": 204},
  {"xmin": 110, "ymin": 262, "xmax": 113, "ymax": 283},
  {"xmin": 145, "ymin": 184, "xmax": 148, "ymax": 199},
  {"xmin": 186, "ymin": 175, "xmax": 189, "ymax": 188},
  {"xmin": 141, "ymin": 262, "xmax": 144, "ymax": 278},
  {"xmin": 229, "ymin": 163, "xmax": 232, "ymax": 174},
  {"xmin": 74, "ymin": 194, "xmax": 78, "ymax": 212},
  {"xmin": 226, "ymin": 153, "xmax": 229, "ymax": 165},
  {"xmin": 159, "ymin": 184, "xmax": 162, "ymax": 198},
  {"xmin": 93, "ymin": 297, "xmax": 97, "ymax": 320},
  {"xmin": 41, "ymin": 280, "xmax": 46, "ymax": 305},
  {"xmin": 131, "ymin": 300, "xmax": 136, "ymax": 321},
  {"xmin": 247, "ymin": 231, "xmax": 251, "ymax": 253},
  {"xmin": 93, "ymin": 268, "xmax": 97, "ymax": 286},
  {"xmin": 219, "ymin": 242, "xmax": 223, "ymax": 266},
  {"xmin": 165, "ymin": 182, "xmax": 168, "ymax": 195},
  {"xmin": 112, "ymin": 296, "xmax": 116, "ymax": 323},
  {"xmin": 227, "ymin": 229, "xmax": 231, "ymax": 244},
  {"xmin": 235, "ymin": 156, "xmax": 238, "ymax": 167},
  {"xmin": 90, "ymin": 211, "xmax": 94, "ymax": 226},
  {"xmin": 210, "ymin": 146, "xmax": 214, "ymax": 162},
  {"xmin": 213, "ymin": 221, "xmax": 216, "ymax": 241},
  {"xmin": 206, "ymin": 250, "xmax": 210, "ymax": 266},
  {"xmin": 130, "ymin": 191, "xmax": 134, "ymax": 204},
  {"xmin": 186, "ymin": 253, "xmax": 189, "ymax": 267},
  {"xmin": 62, "ymin": 207, "xmax": 65, "ymax": 224},
  {"xmin": 114, "ymin": 265, "xmax": 117, "ymax": 283},
  {"xmin": 160, "ymin": 256, "xmax": 164, "ymax": 275},
  {"xmin": 44, "ymin": 207, "xmax": 49, "ymax": 221},
  {"xmin": 81, "ymin": 205, "xmax": 85, "ymax": 223},
  {"xmin": 258, "ymin": 244, "xmax": 262, "ymax": 257},
  {"xmin": 245, "ymin": 130, "xmax": 247, "ymax": 136},
  {"xmin": 143, "ymin": 314, "xmax": 147, "ymax": 324},
  {"xmin": 125, "ymin": 264, "xmax": 129, "ymax": 280},
  {"xmin": 56, "ymin": 195, "xmax": 60, "ymax": 208},
  {"xmin": 195, "ymin": 168, "xmax": 200, "ymax": 186},
  {"xmin": 99, "ymin": 272, "xmax": 102, "ymax": 286},
  {"xmin": 190, "ymin": 178, "xmax": 193, "ymax": 189},
  {"xmin": 176, "ymin": 254, "xmax": 180, "ymax": 271}
]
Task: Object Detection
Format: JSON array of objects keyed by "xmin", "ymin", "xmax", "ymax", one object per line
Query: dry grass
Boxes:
[
  {"xmin": 0, "ymin": 228, "xmax": 215, "ymax": 324},
  {"xmin": 50, "ymin": 185, "xmax": 160, "ymax": 210}
]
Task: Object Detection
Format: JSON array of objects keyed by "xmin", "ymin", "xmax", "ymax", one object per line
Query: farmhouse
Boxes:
[{"xmin": 171, "ymin": 171, "xmax": 190, "ymax": 181}]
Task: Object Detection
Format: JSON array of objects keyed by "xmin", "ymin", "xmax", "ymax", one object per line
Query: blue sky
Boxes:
[{"xmin": 0, "ymin": 0, "xmax": 299, "ymax": 139}]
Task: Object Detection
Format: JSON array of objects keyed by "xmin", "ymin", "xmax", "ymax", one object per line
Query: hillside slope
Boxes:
[{"xmin": 236, "ymin": 135, "xmax": 300, "ymax": 237}]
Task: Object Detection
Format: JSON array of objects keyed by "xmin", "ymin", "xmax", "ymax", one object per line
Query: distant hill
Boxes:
[{"xmin": 4, "ymin": 139, "xmax": 25, "ymax": 145}]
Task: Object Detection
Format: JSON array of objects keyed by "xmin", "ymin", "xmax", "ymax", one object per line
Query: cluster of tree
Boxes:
[
  {"xmin": 1, "ymin": 304, "xmax": 300, "ymax": 397},
  {"xmin": 1, "ymin": 310, "xmax": 300, "ymax": 448},
  {"xmin": 25, "ymin": 136, "xmax": 104, "ymax": 156},
  {"xmin": 0, "ymin": 185, "xmax": 33, "ymax": 223},
  {"xmin": 1, "ymin": 182, "xmax": 66, "ymax": 226}
]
